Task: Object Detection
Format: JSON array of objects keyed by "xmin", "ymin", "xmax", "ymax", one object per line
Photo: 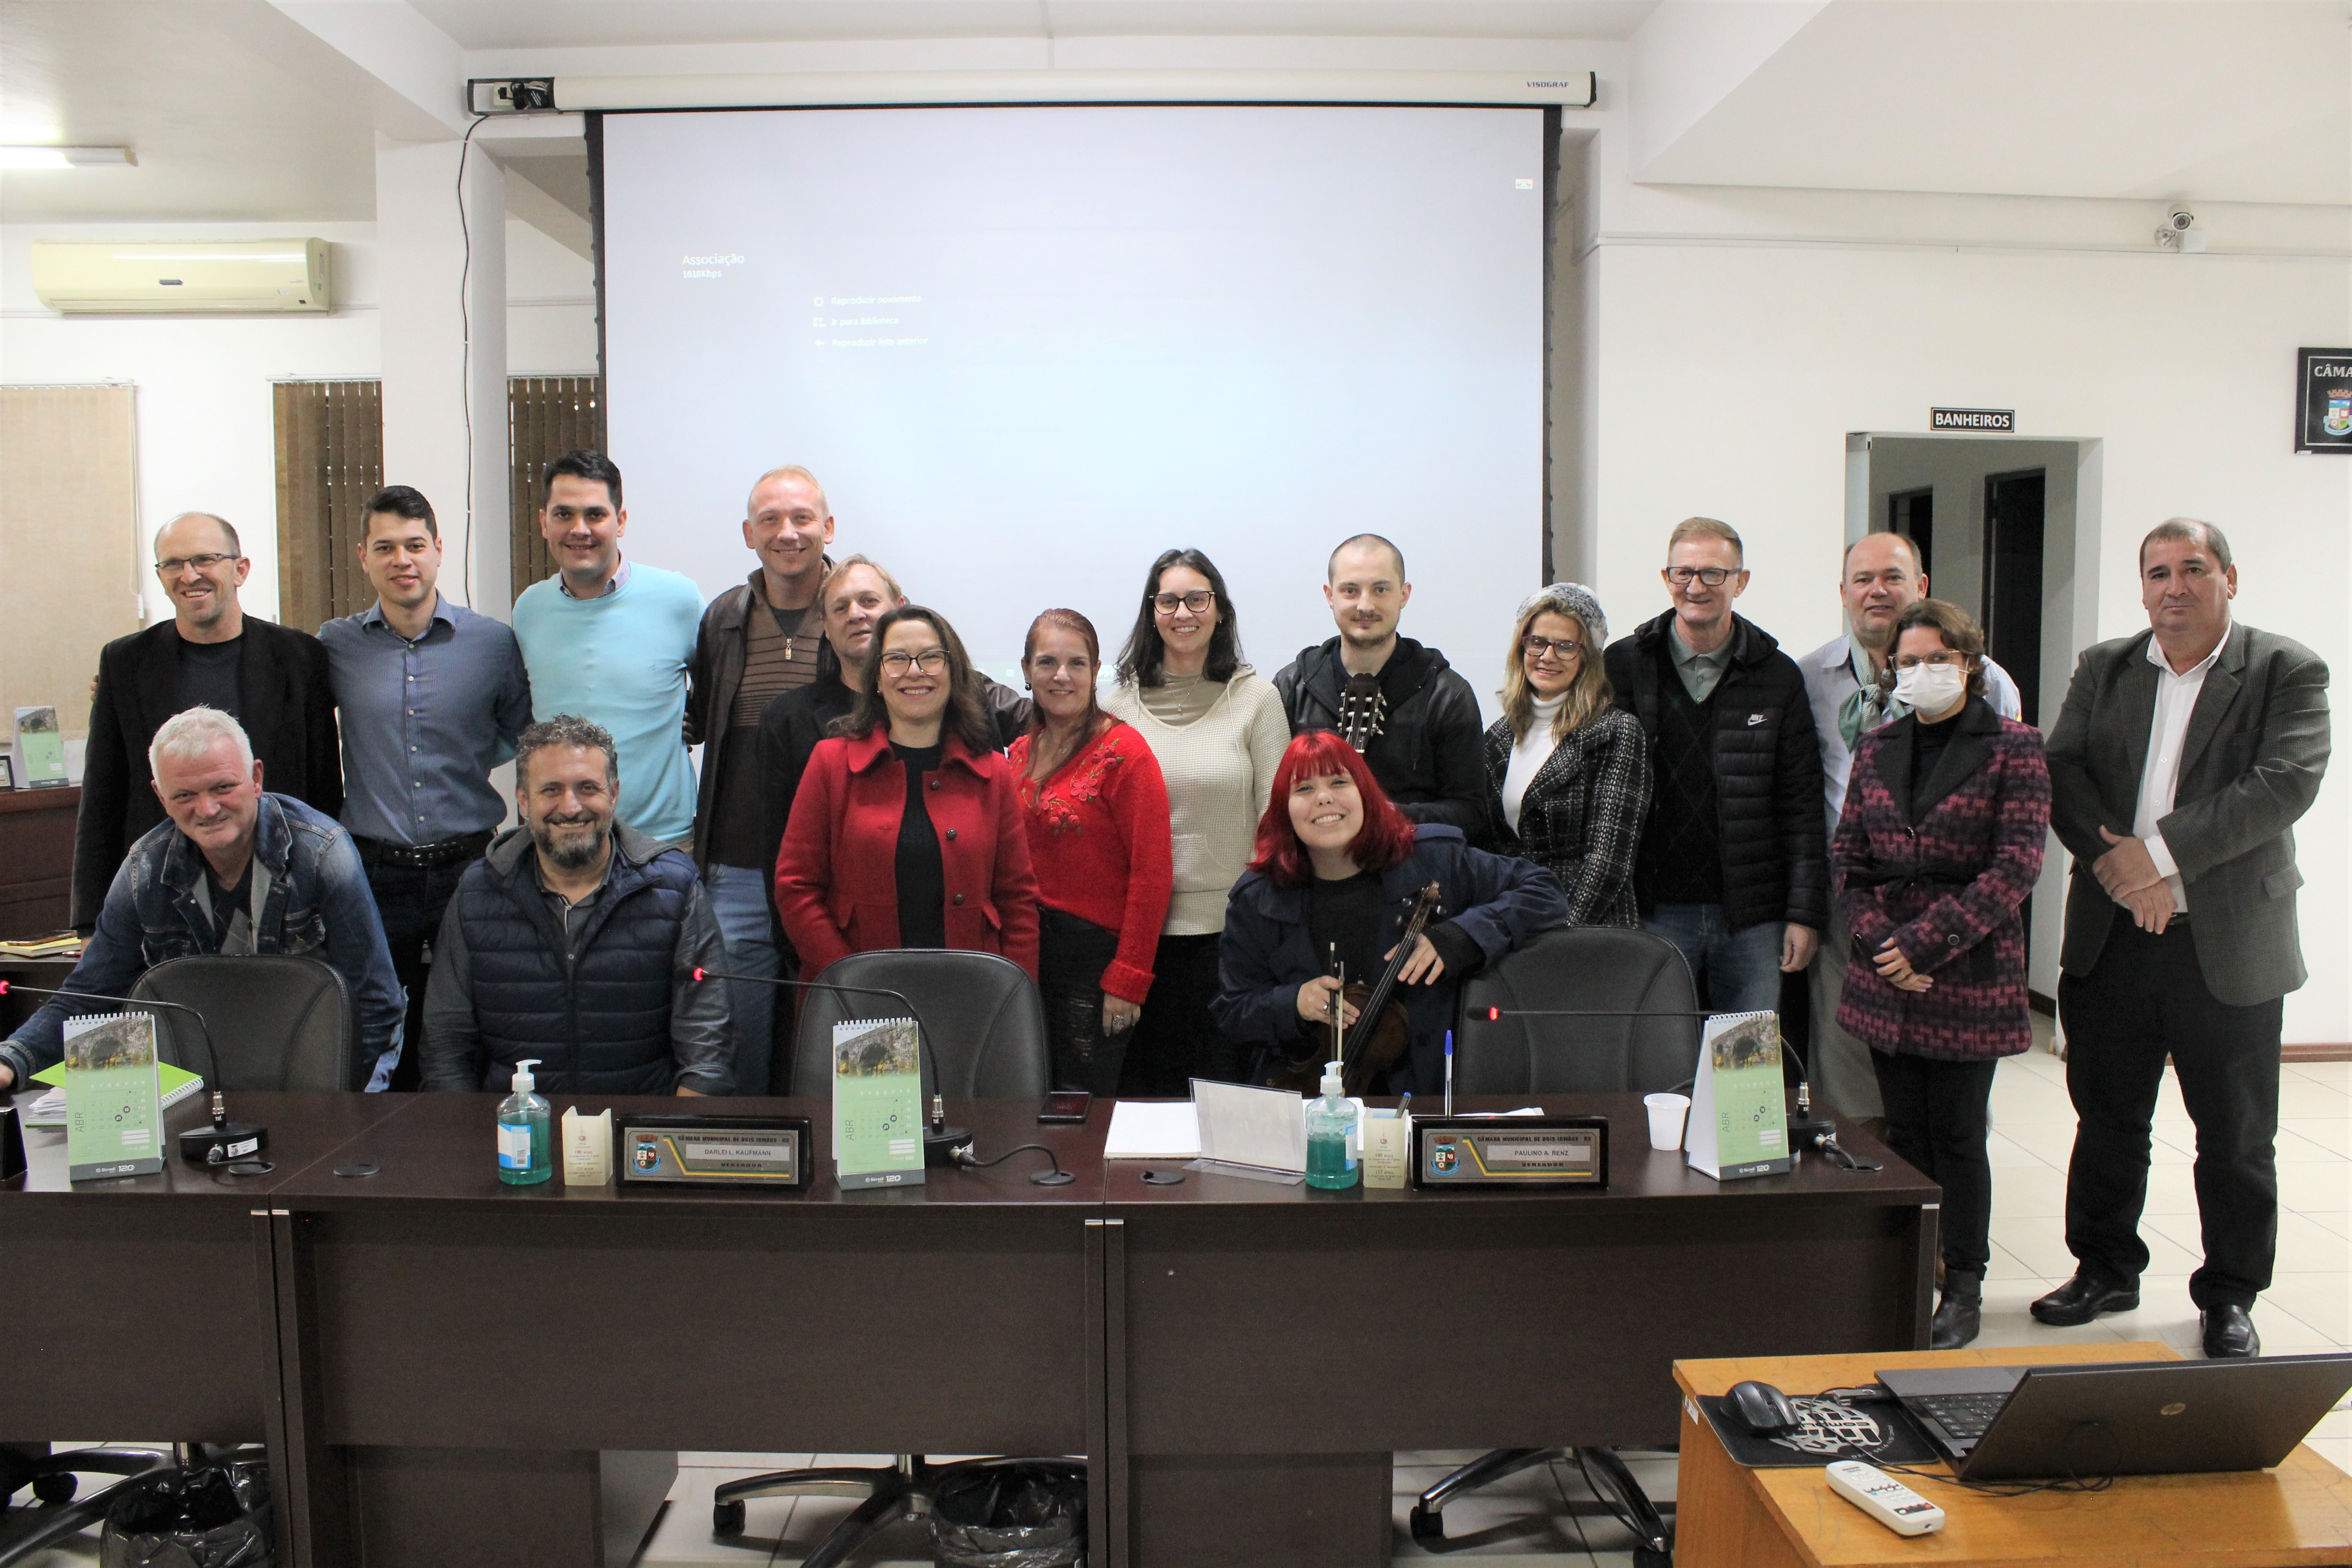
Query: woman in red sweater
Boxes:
[
  {"xmin": 775, "ymin": 605, "xmax": 1040, "ymax": 981},
  {"xmin": 1009, "ymin": 610, "xmax": 1175, "ymax": 1093}
]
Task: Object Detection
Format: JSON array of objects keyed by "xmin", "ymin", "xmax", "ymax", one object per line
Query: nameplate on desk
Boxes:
[
  {"xmin": 617, "ymin": 1115, "xmax": 810, "ymax": 1189},
  {"xmin": 1411, "ymin": 1116, "xmax": 1607, "ymax": 1189}
]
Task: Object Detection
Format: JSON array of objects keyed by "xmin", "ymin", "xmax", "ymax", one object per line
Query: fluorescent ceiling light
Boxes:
[{"xmin": 0, "ymin": 145, "xmax": 135, "ymax": 169}]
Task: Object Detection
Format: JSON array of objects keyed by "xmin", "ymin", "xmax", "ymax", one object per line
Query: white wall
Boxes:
[
  {"xmin": 0, "ymin": 216, "xmax": 597, "ymax": 625},
  {"xmin": 1570, "ymin": 207, "xmax": 2350, "ymax": 1045}
]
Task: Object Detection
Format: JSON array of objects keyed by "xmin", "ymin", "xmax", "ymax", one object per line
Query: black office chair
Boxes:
[
  {"xmin": 0, "ymin": 1444, "xmax": 255, "ymax": 1564},
  {"xmin": 130, "ymin": 954, "xmax": 363, "ymax": 1091},
  {"xmin": 1409, "ymin": 926, "xmax": 1699, "ymax": 1565},
  {"xmin": 717, "ymin": 949, "xmax": 1061, "ymax": 1562}
]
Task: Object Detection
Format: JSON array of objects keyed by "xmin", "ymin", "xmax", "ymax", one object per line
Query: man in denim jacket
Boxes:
[{"xmin": 0, "ymin": 706, "xmax": 405, "ymax": 1092}]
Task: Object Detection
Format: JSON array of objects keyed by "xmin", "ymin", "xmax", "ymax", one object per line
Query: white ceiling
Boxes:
[{"xmin": 0, "ymin": 0, "xmax": 2343, "ymax": 225}]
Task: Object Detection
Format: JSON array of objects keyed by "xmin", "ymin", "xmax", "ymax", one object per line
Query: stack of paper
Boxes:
[
  {"xmin": 1103, "ymin": 1100, "xmax": 1200, "ymax": 1160},
  {"xmin": 23, "ymin": 1061, "xmax": 203, "ymax": 1129}
]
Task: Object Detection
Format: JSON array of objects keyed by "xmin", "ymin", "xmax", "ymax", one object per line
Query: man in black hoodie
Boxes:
[
  {"xmin": 1274, "ymin": 534, "xmax": 1486, "ymax": 838},
  {"xmin": 1602, "ymin": 517, "xmax": 1826, "ymax": 1014}
]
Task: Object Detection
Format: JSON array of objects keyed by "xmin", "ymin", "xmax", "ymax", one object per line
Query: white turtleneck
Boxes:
[{"xmin": 1501, "ymin": 692, "xmax": 1569, "ymax": 834}]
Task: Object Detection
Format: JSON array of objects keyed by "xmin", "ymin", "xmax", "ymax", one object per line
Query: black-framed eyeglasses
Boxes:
[
  {"xmin": 1152, "ymin": 590, "xmax": 1215, "ymax": 614},
  {"xmin": 1521, "ymin": 635, "xmax": 1584, "ymax": 662},
  {"xmin": 1665, "ymin": 566, "xmax": 1734, "ymax": 587},
  {"xmin": 878, "ymin": 649, "xmax": 949, "ymax": 676},
  {"xmin": 156, "ymin": 553, "xmax": 235, "ymax": 575}
]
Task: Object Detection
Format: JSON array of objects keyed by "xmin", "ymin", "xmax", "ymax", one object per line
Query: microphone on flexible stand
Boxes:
[
  {"xmin": 691, "ymin": 967, "xmax": 969, "ymax": 1165},
  {"xmin": 0, "ymin": 979, "xmax": 265, "ymax": 1165},
  {"xmin": 1473, "ymin": 1004, "xmax": 1876, "ymax": 1170}
]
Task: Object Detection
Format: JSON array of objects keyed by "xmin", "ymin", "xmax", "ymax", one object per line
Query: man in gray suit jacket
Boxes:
[{"xmin": 2034, "ymin": 519, "xmax": 2330, "ymax": 1359}]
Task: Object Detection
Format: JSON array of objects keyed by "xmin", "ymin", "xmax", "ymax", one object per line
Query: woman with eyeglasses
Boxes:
[
  {"xmin": 775, "ymin": 604, "xmax": 1040, "ymax": 983},
  {"xmin": 1008, "ymin": 609, "xmax": 1175, "ymax": 1094},
  {"xmin": 1484, "ymin": 584, "xmax": 1651, "ymax": 926},
  {"xmin": 1832, "ymin": 598, "xmax": 2048, "ymax": 1348},
  {"xmin": 1102, "ymin": 549, "xmax": 1291, "ymax": 1093}
]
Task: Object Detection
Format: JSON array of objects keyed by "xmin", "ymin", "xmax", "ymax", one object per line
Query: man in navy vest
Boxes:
[{"xmin": 420, "ymin": 714, "xmax": 732, "ymax": 1095}]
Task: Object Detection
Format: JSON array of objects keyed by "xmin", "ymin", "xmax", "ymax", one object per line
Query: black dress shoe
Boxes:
[
  {"xmin": 1930, "ymin": 1290, "xmax": 1982, "ymax": 1350},
  {"xmin": 2031, "ymin": 1272, "xmax": 2139, "ymax": 1325},
  {"xmin": 2200, "ymin": 1303, "xmax": 2260, "ymax": 1359}
]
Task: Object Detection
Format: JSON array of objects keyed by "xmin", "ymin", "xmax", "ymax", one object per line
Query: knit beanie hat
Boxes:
[{"xmin": 1515, "ymin": 582, "xmax": 1609, "ymax": 647}]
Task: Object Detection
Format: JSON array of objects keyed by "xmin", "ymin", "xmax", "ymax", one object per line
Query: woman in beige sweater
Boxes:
[{"xmin": 1104, "ymin": 548, "xmax": 1292, "ymax": 1093}]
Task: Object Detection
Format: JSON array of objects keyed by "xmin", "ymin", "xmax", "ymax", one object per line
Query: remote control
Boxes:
[{"xmin": 1825, "ymin": 1460, "xmax": 1944, "ymax": 1536}]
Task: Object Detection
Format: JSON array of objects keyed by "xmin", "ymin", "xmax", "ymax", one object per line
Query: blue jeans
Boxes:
[
  {"xmin": 703, "ymin": 864, "xmax": 779, "ymax": 1097},
  {"xmin": 1642, "ymin": 904, "xmax": 1784, "ymax": 1015}
]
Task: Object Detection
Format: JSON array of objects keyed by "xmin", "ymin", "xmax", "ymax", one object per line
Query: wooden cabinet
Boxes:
[{"xmin": 0, "ymin": 785, "xmax": 78, "ymax": 938}]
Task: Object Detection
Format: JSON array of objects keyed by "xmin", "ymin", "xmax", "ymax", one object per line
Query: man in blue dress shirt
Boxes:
[{"xmin": 319, "ymin": 486, "xmax": 533, "ymax": 1091}]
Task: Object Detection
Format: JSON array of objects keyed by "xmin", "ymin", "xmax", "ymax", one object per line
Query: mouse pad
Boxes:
[{"xmin": 1696, "ymin": 1392, "xmax": 1940, "ymax": 1469}]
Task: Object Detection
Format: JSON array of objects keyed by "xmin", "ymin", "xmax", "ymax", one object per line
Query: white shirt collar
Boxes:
[{"xmin": 2146, "ymin": 622, "xmax": 2229, "ymax": 678}]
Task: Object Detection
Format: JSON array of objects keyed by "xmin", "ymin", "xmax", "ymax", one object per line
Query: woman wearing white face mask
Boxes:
[{"xmin": 1831, "ymin": 599, "xmax": 2050, "ymax": 1350}]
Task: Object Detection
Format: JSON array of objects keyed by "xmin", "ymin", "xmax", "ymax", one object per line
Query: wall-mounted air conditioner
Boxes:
[{"xmin": 30, "ymin": 238, "xmax": 330, "ymax": 314}]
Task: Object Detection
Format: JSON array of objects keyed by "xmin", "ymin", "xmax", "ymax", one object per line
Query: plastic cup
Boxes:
[{"xmin": 1644, "ymin": 1092, "xmax": 1692, "ymax": 1152}]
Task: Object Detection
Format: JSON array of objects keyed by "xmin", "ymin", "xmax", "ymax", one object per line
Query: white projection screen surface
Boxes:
[{"xmin": 598, "ymin": 104, "xmax": 1548, "ymax": 711}]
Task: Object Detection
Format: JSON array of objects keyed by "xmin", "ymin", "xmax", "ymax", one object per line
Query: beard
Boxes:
[{"xmin": 531, "ymin": 812, "xmax": 607, "ymax": 872}]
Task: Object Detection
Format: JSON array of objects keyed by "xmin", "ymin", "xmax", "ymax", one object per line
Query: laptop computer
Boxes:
[{"xmin": 1876, "ymin": 1353, "xmax": 2352, "ymax": 1482}]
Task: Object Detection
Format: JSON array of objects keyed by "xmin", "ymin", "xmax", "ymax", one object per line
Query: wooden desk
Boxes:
[
  {"xmin": 259, "ymin": 1093, "xmax": 1113, "ymax": 1568},
  {"xmin": 1671, "ymin": 1342, "xmax": 2352, "ymax": 1567},
  {"xmin": 1106, "ymin": 1095, "xmax": 1938, "ymax": 1568}
]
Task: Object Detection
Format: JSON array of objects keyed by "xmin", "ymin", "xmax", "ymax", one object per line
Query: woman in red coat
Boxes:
[
  {"xmin": 1833, "ymin": 598, "xmax": 2049, "ymax": 1350},
  {"xmin": 1008, "ymin": 609, "xmax": 1174, "ymax": 1093},
  {"xmin": 775, "ymin": 605, "xmax": 1040, "ymax": 981}
]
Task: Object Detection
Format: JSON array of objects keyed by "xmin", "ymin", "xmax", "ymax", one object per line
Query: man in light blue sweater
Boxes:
[{"xmin": 511, "ymin": 451, "xmax": 704, "ymax": 848}]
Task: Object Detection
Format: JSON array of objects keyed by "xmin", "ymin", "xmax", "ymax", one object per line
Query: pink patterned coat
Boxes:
[{"xmin": 1831, "ymin": 698, "xmax": 2050, "ymax": 1062}]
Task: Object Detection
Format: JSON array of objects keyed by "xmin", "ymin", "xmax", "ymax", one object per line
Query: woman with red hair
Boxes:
[{"xmin": 1213, "ymin": 732, "xmax": 1568, "ymax": 1094}]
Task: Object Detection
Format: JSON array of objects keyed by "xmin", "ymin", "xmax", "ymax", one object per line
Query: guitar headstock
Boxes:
[{"xmin": 1338, "ymin": 671, "xmax": 1387, "ymax": 751}]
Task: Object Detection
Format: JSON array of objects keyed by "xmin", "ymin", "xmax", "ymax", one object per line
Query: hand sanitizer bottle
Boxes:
[
  {"xmin": 497, "ymin": 1058, "xmax": 552, "ymax": 1186},
  {"xmin": 1304, "ymin": 1062, "xmax": 1360, "ymax": 1190}
]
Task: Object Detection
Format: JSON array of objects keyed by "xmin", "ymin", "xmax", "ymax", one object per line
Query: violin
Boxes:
[{"xmin": 1269, "ymin": 881, "xmax": 1444, "ymax": 1098}]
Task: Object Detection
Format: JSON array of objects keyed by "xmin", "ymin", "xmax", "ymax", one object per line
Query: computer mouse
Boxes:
[{"xmin": 1727, "ymin": 1379, "xmax": 1802, "ymax": 1435}]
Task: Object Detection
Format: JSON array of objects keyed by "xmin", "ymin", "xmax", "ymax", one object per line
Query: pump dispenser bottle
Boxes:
[
  {"xmin": 1304, "ymin": 1061, "xmax": 1360, "ymax": 1190},
  {"xmin": 497, "ymin": 1058, "xmax": 552, "ymax": 1186}
]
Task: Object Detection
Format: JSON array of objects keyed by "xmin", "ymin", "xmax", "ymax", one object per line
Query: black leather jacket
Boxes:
[{"xmin": 1273, "ymin": 637, "xmax": 1488, "ymax": 839}]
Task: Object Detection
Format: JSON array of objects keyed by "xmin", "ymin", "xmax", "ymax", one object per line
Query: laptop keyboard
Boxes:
[{"xmin": 1911, "ymin": 1392, "xmax": 2009, "ymax": 1440}]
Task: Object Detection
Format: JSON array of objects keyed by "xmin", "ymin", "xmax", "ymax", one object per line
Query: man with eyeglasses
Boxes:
[
  {"xmin": 72, "ymin": 511, "xmax": 342, "ymax": 932},
  {"xmin": 1602, "ymin": 516, "xmax": 1826, "ymax": 1016},
  {"xmin": 1274, "ymin": 533, "xmax": 1487, "ymax": 838},
  {"xmin": 1799, "ymin": 531, "xmax": 2022, "ymax": 1131}
]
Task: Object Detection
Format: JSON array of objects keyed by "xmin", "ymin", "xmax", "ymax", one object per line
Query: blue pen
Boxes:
[{"xmin": 1444, "ymin": 1029, "xmax": 1454, "ymax": 1117}]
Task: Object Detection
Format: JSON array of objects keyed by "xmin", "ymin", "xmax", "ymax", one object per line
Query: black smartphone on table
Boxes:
[{"xmin": 1039, "ymin": 1091, "xmax": 1092, "ymax": 1124}]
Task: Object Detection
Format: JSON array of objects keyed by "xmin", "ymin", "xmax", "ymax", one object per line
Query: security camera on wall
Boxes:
[{"xmin": 2157, "ymin": 206, "xmax": 2207, "ymax": 252}]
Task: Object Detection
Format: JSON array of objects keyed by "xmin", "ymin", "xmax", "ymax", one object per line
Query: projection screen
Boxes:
[{"xmin": 597, "ymin": 103, "xmax": 1549, "ymax": 715}]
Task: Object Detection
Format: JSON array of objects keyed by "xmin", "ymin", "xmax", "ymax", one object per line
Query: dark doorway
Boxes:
[
  {"xmin": 1889, "ymin": 487, "xmax": 1934, "ymax": 579},
  {"xmin": 1982, "ymin": 470, "xmax": 2046, "ymax": 725}
]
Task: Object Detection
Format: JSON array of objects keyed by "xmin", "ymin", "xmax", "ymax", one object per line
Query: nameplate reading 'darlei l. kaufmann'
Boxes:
[
  {"xmin": 1931, "ymin": 408, "xmax": 2015, "ymax": 432},
  {"xmin": 617, "ymin": 1115, "xmax": 810, "ymax": 1189},
  {"xmin": 1411, "ymin": 1117, "xmax": 1608, "ymax": 1190}
]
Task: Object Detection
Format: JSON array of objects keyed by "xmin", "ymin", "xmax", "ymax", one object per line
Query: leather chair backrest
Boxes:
[
  {"xmin": 1453, "ymin": 926, "xmax": 1700, "ymax": 1095},
  {"xmin": 129, "ymin": 955, "xmax": 362, "ymax": 1092},
  {"xmin": 789, "ymin": 949, "xmax": 1049, "ymax": 1101}
]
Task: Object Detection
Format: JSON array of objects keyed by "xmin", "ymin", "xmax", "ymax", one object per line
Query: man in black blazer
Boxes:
[
  {"xmin": 72, "ymin": 512, "xmax": 342, "ymax": 928},
  {"xmin": 2037, "ymin": 519, "xmax": 2330, "ymax": 1358}
]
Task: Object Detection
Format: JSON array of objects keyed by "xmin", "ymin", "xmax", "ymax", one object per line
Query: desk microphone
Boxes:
[
  {"xmin": 1475, "ymin": 1005, "xmax": 1872, "ymax": 1169},
  {"xmin": 691, "ymin": 967, "xmax": 968, "ymax": 1165},
  {"xmin": 0, "ymin": 979, "xmax": 263, "ymax": 1165}
]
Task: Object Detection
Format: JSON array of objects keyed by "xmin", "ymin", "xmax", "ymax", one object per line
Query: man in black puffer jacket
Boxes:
[
  {"xmin": 1275, "ymin": 534, "xmax": 1488, "ymax": 840},
  {"xmin": 422, "ymin": 715, "xmax": 733, "ymax": 1096},
  {"xmin": 1603, "ymin": 518, "xmax": 1826, "ymax": 1014}
]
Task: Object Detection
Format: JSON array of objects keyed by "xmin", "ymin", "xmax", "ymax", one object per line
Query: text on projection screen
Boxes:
[{"xmin": 600, "ymin": 104, "xmax": 1544, "ymax": 712}]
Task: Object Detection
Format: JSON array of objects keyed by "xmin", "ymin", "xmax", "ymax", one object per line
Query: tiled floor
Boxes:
[{"xmin": 12, "ymin": 1044, "xmax": 2347, "ymax": 1566}]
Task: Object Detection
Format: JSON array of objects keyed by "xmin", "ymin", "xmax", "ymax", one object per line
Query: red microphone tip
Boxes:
[
  {"xmin": 1487, "ymin": 1006, "xmax": 1499, "ymax": 1020},
  {"xmin": 692, "ymin": 968, "xmax": 706, "ymax": 981}
]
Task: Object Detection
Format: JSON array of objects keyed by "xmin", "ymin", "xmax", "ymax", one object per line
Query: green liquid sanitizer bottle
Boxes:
[
  {"xmin": 497, "ymin": 1057, "xmax": 552, "ymax": 1186},
  {"xmin": 1304, "ymin": 1061, "xmax": 1360, "ymax": 1190}
]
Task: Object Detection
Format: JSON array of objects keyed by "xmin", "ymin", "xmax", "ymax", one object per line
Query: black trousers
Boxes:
[
  {"xmin": 1039, "ymin": 908, "xmax": 1127, "ymax": 1096},
  {"xmin": 2058, "ymin": 910, "xmax": 2283, "ymax": 1310},
  {"xmin": 358, "ymin": 840, "xmax": 487, "ymax": 1093},
  {"xmin": 1870, "ymin": 1051, "xmax": 1999, "ymax": 1278},
  {"xmin": 1119, "ymin": 931, "xmax": 1250, "ymax": 1096}
]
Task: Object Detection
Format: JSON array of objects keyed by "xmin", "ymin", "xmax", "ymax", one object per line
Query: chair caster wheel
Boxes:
[
  {"xmin": 1633, "ymin": 1547, "xmax": 1672, "ymax": 1568},
  {"xmin": 712, "ymin": 1499, "xmax": 745, "ymax": 1536},
  {"xmin": 32, "ymin": 1471, "xmax": 77, "ymax": 1504},
  {"xmin": 1407, "ymin": 1504, "xmax": 1446, "ymax": 1546}
]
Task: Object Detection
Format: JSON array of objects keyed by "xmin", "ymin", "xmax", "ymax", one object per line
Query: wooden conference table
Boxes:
[
  {"xmin": 1672, "ymin": 1342, "xmax": 2352, "ymax": 1567},
  {"xmin": 2, "ymin": 1088, "xmax": 1936, "ymax": 1568}
]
